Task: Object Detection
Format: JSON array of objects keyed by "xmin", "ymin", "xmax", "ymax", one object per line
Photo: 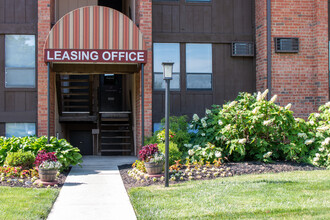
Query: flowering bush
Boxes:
[
  {"xmin": 191, "ymin": 90, "xmax": 308, "ymax": 163},
  {"xmin": 39, "ymin": 160, "xmax": 62, "ymax": 170},
  {"xmin": 139, "ymin": 144, "xmax": 162, "ymax": 163},
  {"xmin": 305, "ymin": 102, "xmax": 330, "ymax": 168},
  {"xmin": 34, "ymin": 150, "xmax": 57, "ymax": 167},
  {"xmin": 157, "ymin": 129, "xmax": 176, "ymax": 142},
  {"xmin": 185, "ymin": 143, "xmax": 223, "ymax": 163}
]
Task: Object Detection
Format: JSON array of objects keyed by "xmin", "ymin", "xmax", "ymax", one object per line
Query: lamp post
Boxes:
[{"xmin": 162, "ymin": 62, "xmax": 174, "ymax": 187}]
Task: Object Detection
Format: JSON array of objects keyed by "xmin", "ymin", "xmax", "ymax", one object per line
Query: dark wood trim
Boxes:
[
  {"xmin": 89, "ymin": 75, "xmax": 93, "ymax": 115},
  {"xmin": 56, "ymin": 74, "xmax": 63, "ymax": 116},
  {"xmin": 0, "ymin": 24, "xmax": 37, "ymax": 34},
  {"xmin": 0, "ymin": 123, "xmax": 4, "ymax": 136},
  {"xmin": 4, "ymin": 88, "xmax": 37, "ymax": 92},
  {"xmin": 153, "ymin": 33, "xmax": 254, "ymax": 43},
  {"xmin": 0, "ymin": 112, "xmax": 37, "ymax": 122}
]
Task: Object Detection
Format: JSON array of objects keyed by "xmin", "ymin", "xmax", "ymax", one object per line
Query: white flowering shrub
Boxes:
[
  {"xmin": 306, "ymin": 103, "xmax": 330, "ymax": 168},
  {"xmin": 184, "ymin": 143, "xmax": 223, "ymax": 163},
  {"xmin": 190, "ymin": 90, "xmax": 309, "ymax": 163}
]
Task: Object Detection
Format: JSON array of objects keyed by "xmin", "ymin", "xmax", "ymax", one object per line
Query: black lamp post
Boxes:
[{"xmin": 162, "ymin": 62, "xmax": 173, "ymax": 187}]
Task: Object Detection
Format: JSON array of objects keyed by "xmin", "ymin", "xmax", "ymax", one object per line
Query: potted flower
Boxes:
[
  {"xmin": 139, "ymin": 144, "xmax": 165, "ymax": 175},
  {"xmin": 34, "ymin": 150, "xmax": 62, "ymax": 182}
]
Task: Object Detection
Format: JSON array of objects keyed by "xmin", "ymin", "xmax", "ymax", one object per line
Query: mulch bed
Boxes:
[
  {"xmin": 0, "ymin": 168, "xmax": 71, "ymax": 189},
  {"xmin": 119, "ymin": 161, "xmax": 323, "ymax": 190}
]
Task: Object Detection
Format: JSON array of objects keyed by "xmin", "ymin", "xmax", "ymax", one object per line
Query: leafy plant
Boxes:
[
  {"xmin": 157, "ymin": 142, "xmax": 182, "ymax": 165},
  {"xmin": 138, "ymin": 144, "xmax": 160, "ymax": 162},
  {"xmin": 34, "ymin": 150, "xmax": 57, "ymax": 167},
  {"xmin": 190, "ymin": 90, "xmax": 307, "ymax": 163},
  {"xmin": 132, "ymin": 160, "xmax": 146, "ymax": 173},
  {"xmin": 0, "ymin": 136, "xmax": 82, "ymax": 171},
  {"xmin": 160, "ymin": 116, "xmax": 191, "ymax": 152},
  {"xmin": 4, "ymin": 151, "xmax": 35, "ymax": 169},
  {"xmin": 305, "ymin": 102, "xmax": 330, "ymax": 168},
  {"xmin": 185, "ymin": 143, "xmax": 223, "ymax": 163},
  {"xmin": 39, "ymin": 161, "xmax": 62, "ymax": 170}
]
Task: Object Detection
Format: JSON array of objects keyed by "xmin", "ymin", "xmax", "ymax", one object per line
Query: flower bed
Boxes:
[
  {"xmin": 0, "ymin": 165, "xmax": 69, "ymax": 188},
  {"xmin": 120, "ymin": 161, "xmax": 322, "ymax": 189}
]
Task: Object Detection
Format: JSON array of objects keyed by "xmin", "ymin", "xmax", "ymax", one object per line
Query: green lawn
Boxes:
[
  {"xmin": 129, "ymin": 170, "xmax": 330, "ymax": 219},
  {"xmin": 0, "ymin": 187, "xmax": 59, "ymax": 220}
]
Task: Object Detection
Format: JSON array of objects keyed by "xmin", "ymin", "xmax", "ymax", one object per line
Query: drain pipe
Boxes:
[{"xmin": 267, "ymin": 0, "xmax": 272, "ymax": 99}]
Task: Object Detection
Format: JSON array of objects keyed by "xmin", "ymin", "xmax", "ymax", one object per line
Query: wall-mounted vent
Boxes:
[
  {"xmin": 232, "ymin": 42, "xmax": 254, "ymax": 56},
  {"xmin": 275, "ymin": 38, "xmax": 299, "ymax": 53}
]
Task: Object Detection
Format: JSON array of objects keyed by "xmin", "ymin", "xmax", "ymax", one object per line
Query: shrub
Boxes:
[
  {"xmin": 158, "ymin": 142, "xmax": 182, "ymax": 165},
  {"xmin": 190, "ymin": 90, "xmax": 307, "ymax": 163},
  {"xmin": 4, "ymin": 151, "xmax": 35, "ymax": 169},
  {"xmin": 160, "ymin": 116, "xmax": 191, "ymax": 152},
  {"xmin": 0, "ymin": 136, "xmax": 82, "ymax": 171},
  {"xmin": 305, "ymin": 102, "xmax": 330, "ymax": 168},
  {"xmin": 185, "ymin": 143, "xmax": 223, "ymax": 163}
]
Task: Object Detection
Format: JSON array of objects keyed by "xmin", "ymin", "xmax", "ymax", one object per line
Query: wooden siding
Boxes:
[
  {"xmin": 0, "ymin": 1, "xmax": 37, "ymax": 136},
  {"xmin": 0, "ymin": 0, "xmax": 37, "ymax": 34},
  {"xmin": 57, "ymin": 0, "xmax": 98, "ymax": 21},
  {"xmin": 152, "ymin": 1, "xmax": 256, "ymax": 123}
]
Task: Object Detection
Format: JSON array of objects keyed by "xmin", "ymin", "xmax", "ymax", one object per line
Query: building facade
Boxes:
[{"xmin": 0, "ymin": 0, "xmax": 328, "ymax": 155}]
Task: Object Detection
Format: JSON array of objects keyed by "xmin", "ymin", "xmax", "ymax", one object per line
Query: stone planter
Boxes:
[
  {"xmin": 145, "ymin": 162, "xmax": 163, "ymax": 175},
  {"xmin": 38, "ymin": 169, "xmax": 58, "ymax": 182}
]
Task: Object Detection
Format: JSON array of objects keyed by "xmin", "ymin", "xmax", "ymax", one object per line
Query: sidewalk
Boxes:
[{"xmin": 47, "ymin": 156, "xmax": 137, "ymax": 220}]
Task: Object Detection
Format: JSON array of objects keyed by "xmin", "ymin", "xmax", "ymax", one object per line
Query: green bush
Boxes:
[
  {"xmin": 0, "ymin": 136, "xmax": 82, "ymax": 171},
  {"xmin": 160, "ymin": 116, "xmax": 191, "ymax": 152},
  {"xmin": 305, "ymin": 103, "xmax": 330, "ymax": 168},
  {"xmin": 4, "ymin": 151, "xmax": 35, "ymax": 169},
  {"xmin": 157, "ymin": 142, "xmax": 182, "ymax": 165},
  {"xmin": 190, "ymin": 90, "xmax": 308, "ymax": 163}
]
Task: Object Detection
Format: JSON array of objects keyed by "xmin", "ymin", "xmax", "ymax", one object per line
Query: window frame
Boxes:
[
  {"xmin": 153, "ymin": 43, "xmax": 181, "ymax": 91},
  {"xmin": 185, "ymin": 43, "xmax": 213, "ymax": 91},
  {"xmin": 4, "ymin": 35, "xmax": 36, "ymax": 89}
]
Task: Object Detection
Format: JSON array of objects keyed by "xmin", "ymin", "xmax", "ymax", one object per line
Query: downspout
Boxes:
[{"xmin": 267, "ymin": 0, "xmax": 272, "ymax": 99}]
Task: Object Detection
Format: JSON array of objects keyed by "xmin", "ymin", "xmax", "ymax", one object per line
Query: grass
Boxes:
[
  {"xmin": 129, "ymin": 170, "xmax": 330, "ymax": 219},
  {"xmin": 0, "ymin": 187, "xmax": 59, "ymax": 220}
]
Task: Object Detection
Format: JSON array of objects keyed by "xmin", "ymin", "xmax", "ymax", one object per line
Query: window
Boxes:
[
  {"xmin": 5, "ymin": 35, "xmax": 36, "ymax": 88},
  {"xmin": 186, "ymin": 44, "xmax": 212, "ymax": 89},
  {"xmin": 5, "ymin": 123, "xmax": 36, "ymax": 137},
  {"xmin": 153, "ymin": 43, "xmax": 180, "ymax": 90}
]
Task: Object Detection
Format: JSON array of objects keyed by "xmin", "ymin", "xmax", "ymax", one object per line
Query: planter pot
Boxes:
[
  {"xmin": 38, "ymin": 169, "xmax": 58, "ymax": 182},
  {"xmin": 145, "ymin": 162, "xmax": 163, "ymax": 175}
]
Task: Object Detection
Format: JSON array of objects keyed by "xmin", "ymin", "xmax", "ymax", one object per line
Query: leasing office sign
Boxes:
[{"xmin": 44, "ymin": 49, "xmax": 147, "ymax": 64}]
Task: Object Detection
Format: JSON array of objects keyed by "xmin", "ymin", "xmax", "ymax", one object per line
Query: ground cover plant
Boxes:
[
  {"xmin": 128, "ymin": 170, "xmax": 330, "ymax": 219},
  {"xmin": 0, "ymin": 186, "xmax": 59, "ymax": 219}
]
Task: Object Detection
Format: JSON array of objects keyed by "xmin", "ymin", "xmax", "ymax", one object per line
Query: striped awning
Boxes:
[{"xmin": 44, "ymin": 6, "xmax": 145, "ymax": 51}]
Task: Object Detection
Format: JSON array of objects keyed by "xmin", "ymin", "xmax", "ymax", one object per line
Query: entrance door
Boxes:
[
  {"xmin": 70, "ymin": 130, "xmax": 93, "ymax": 155},
  {"xmin": 100, "ymin": 74, "xmax": 123, "ymax": 111}
]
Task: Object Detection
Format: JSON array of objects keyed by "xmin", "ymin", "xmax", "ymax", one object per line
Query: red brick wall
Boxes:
[
  {"xmin": 135, "ymin": 0, "xmax": 153, "ymax": 150},
  {"xmin": 256, "ymin": 0, "xmax": 329, "ymax": 118},
  {"xmin": 37, "ymin": 0, "xmax": 55, "ymax": 136}
]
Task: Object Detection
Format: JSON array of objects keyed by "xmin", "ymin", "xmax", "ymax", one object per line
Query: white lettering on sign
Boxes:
[{"xmin": 44, "ymin": 49, "xmax": 147, "ymax": 63}]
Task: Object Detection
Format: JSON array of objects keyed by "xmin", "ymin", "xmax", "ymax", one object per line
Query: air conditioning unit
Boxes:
[
  {"xmin": 231, "ymin": 42, "xmax": 254, "ymax": 57},
  {"xmin": 275, "ymin": 37, "xmax": 299, "ymax": 53}
]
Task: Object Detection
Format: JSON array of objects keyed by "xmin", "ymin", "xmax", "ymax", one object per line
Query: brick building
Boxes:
[{"xmin": 0, "ymin": 0, "xmax": 328, "ymax": 155}]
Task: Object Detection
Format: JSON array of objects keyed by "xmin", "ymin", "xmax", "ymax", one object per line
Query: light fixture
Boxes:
[{"xmin": 162, "ymin": 62, "xmax": 174, "ymax": 80}]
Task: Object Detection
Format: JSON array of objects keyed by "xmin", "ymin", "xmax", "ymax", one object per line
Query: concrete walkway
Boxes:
[{"xmin": 47, "ymin": 156, "xmax": 137, "ymax": 220}]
